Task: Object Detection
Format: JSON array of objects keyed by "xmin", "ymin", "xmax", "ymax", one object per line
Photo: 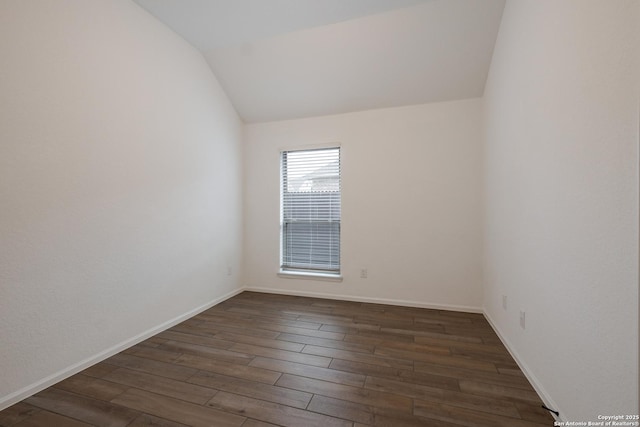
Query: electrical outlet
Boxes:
[
  {"xmin": 502, "ymin": 295, "xmax": 507, "ymax": 310},
  {"xmin": 227, "ymin": 266, "xmax": 232, "ymax": 276},
  {"xmin": 520, "ymin": 311, "xmax": 526, "ymax": 329},
  {"xmin": 360, "ymin": 268, "xmax": 368, "ymax": 279}
]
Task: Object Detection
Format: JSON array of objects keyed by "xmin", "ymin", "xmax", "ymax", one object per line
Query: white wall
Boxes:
[
  {"xmin": 0, "ymin": 0, "xmax": 243, "ymax": 408},
  {"xmin": 483, "ymin": 0, "xmax": 639, "ymax": 421},
  {"xmin": 244, "ymin": 99, "xmax": 483, "ymax": 311}
]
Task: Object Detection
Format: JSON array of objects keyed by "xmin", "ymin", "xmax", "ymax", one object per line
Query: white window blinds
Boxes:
[{"xmin": 281, "ymin": 147, "xmax": 341, "ymax": 274}]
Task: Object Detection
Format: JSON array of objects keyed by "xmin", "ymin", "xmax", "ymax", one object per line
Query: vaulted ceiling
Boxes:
[{"xmin": 134, "ymin": 0, "xmax": 505, "ymax": 123}]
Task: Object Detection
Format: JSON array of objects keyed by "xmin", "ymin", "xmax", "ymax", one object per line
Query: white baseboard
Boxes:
[
  {"xmin": 483, "ymin": 310, "xmax": 562, "ymax": 422},
  {"xmin": 243, "ymin": 286, "xmax": 483, "ymax": 313},
  {"xmin": 0, "ymin": 287, "xmax": 244, "ymax": 411}
]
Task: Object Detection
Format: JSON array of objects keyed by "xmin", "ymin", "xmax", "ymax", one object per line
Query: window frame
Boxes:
[{"xmin": 279, "ymin": 145, "xmax": 342, "ymax": 280}]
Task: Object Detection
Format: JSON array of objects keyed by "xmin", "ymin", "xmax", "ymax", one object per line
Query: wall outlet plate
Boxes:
[{"xmin": 519, "ymin": 311, "xmax": 526, "ymax": 329}]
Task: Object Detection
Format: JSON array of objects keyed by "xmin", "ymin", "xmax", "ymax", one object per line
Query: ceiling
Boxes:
[{"xmin": 134, "ymin": 0, "xmax": 505, "ymax": 123}]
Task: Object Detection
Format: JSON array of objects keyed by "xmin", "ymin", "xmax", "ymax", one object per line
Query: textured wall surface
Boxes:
[
  {"xmin": 244, "ymin": 99, "xmax": 483, "ymax": 311},
  {"xmin": 0, "ymin": 0, "xmax": 243, "ymax": 407},
  {"xmin": 483, "ymin": 0, "xmax": 639, "ymax": 420}
]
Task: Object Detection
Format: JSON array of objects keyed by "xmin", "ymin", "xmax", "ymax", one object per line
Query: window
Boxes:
[{"xmin": 281, "ymin": 147, "xmax": 341, "ymax": 275}]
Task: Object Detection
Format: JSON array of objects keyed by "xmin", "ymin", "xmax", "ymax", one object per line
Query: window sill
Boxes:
[{"xmin": 278, "ymin": 270, "xmax": 343, "ymax": 282}]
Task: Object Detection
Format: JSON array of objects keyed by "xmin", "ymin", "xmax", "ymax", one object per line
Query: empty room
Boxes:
[{"xmin": 0, "ymin": 0, "xmax": 638, "ymax": 426}]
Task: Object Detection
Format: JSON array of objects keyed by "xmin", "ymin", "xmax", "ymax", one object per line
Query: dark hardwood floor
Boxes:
[{"xmin": 0, "ymin": 291, "xmax": 555, "ymax": 426}]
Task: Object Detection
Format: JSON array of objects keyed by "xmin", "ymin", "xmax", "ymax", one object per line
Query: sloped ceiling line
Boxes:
[{"xmin": 134, "ymin": 0, "xmax": 505, "ymax": 122}]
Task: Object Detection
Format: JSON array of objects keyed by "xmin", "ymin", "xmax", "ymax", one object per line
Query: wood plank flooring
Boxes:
[{"xmin": 0, "ymin": 292, "xmax": 555, "ymax": 426}]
